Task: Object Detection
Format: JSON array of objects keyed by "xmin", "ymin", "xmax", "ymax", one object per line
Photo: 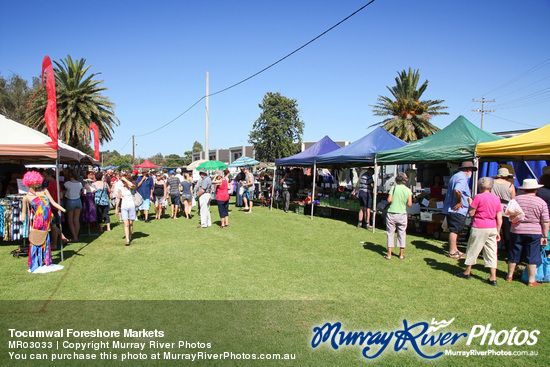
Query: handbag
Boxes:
[
  {"xmin": 521, "ymin": 248, "xmax": 550, "ymax": 283},
  {"xmin": 29, "ymin": 229, "xmax": 49, "ymax": 245},
  {"xmin": 133, "ymin": 191, "xmax": 144, "ymax": 208}
]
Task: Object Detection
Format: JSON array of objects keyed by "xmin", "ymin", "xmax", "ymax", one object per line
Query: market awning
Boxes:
[
  {"xmin": 476, "ymin": 123, "xmax": 550, "ymax": 160},
  {"xmin": 0, "ymin": 114, "xmax": 98, "ymax": 164},
  {"xmin": 376, "ymin": 115, "xmax": 502, "ymax": 164}
]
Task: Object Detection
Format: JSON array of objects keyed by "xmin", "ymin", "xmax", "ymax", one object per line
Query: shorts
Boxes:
[
  {"xmin": 509, "ymin": 233, "xmax": 543, "ymax": 265},
  {"xmin": 170, "ymin": 194, "xmax": 180, "ymax": 207},
  {"xmin": 217, "ymin": 200, "xmax": 229, "ymax": 218},
  {"xmin": 154, "ymin": 196, "xmax": 166, "ymax": 205},
  {"xmin": 65, "ymin": 198, "xmax": 82, "ymax": 211},
  {"xmin": 243, "ymin": 189, "xmax": 253, "ymax": 200},
  {"xmin": 358, "ymin": 191, "xmax": 373, "ymax": 208},
  {"xmin": 138, "ymin": 198, "xmax": 151, "ymax": 211},
  {"xmin": 181, "ymin": 194, "xmax": 192, "ymax": 202},
  {"xmin": 446, "ymin": 212, "xmax": 467, "ymax": 234},
  {"xmin": 120, "ymin": 207, "xmax": 137, "ymax": 221}
]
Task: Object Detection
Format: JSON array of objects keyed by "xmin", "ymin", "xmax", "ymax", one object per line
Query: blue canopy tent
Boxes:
[
  {"xmin": 273, "ymin": 135, "xmax": 341, "ymax": 215},
  {"xmin": 316, "ymin": 127, "xmax": 407, "ymax": 166},
  {"xmin": 275, "ymin": 135, "xmax": 341, "ymax": 167}
]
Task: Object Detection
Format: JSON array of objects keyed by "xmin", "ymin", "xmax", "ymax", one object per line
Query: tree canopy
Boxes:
[
  {"xmin": 249, "ymin": 92, "xmax": 304, "ymax": 161},
  {"xmin": 26, "ymin": 55, "xmax": 119, "ymax": 149},
  {"xmin": 0, "ymin": 73, "xmax": 39, "ymax": 122},
  {"xmin": 370, "ymin": 68, "xmax": 448, "ymax": 142}
]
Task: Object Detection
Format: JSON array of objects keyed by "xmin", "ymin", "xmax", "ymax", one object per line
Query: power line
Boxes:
[
  {"xmin": 486, "ymin": 113, "xmax": 539, "ymax": 128},
  {"xmin": 481, "ymin": 56, "xmax": 550, "ymax": 96},
  {"xmin": 126, "ymin": 0, "xmax": 377, "ymax": 139}
]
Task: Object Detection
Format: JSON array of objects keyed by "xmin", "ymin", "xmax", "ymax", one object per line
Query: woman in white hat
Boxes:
[
  {"xmin": 507, "ymin": 179, "xmax": 549, "ymax": 287},
  {"xmin": 491, "ymin": 167, "xmax": 516, "ymax": 251}
]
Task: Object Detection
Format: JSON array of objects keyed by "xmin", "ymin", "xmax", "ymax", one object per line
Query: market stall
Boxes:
[
  {"xmin": 273, "ymin": 136, "xmax": 341, "ymax": 214},
  {"xmin": 0, "ymin": 114, "xmax": 98, "ymax": 261},
  {"xmin": 375, "ymin": 115, "xmax": 503, "ymax": 234},
  {"xmin": 476, "ymin": 123, "xmax": 549, "ymax": 181},
  {"xmin": 313, "ymin": 127, "xmax": 407, "ymax": 218}
]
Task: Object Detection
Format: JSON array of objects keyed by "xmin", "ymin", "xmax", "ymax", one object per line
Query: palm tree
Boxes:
[
  {"xmin": 26, "ymin": 55, "xmax": 118, "ymax": 148},
  {"xmin": 370, "ymin": 68, "xmax": 448, "ymax": 142}
]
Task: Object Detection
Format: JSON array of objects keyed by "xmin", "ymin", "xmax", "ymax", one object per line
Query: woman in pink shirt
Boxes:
[
  {"xmin": 456, "ymin": 177, "xmax": 502, "ymax": 286},
  {"xmin": 213, "ymin": 169, "xmax": 231, "ymax": 229}
]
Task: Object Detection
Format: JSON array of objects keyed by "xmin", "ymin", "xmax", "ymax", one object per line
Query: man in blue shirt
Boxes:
[
  {"xmin": 136, "ymin": 170, "xmax": 154, "ymax": 223},
  {"xmin": 442, "ymin": 161, "xmax": 476, "ymax": 259}
]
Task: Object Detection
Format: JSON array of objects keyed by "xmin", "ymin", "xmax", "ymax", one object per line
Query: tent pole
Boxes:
[
  {"xmin": 270, "ymin": 167, "xmax": 276, "ymax": 211},
  {"xmin": 311, "ymin": 162, "xmax": 317, "ymax": 219},
  {"xmin": 524, "ymin": 161, "xmax": 537, "ymax": 179},
  {"xmin": 56, "ymin": 151, "xmax": 64, "ymax": 262},
  {"xmin": 473, "ymin": 157, "xmax": 479, "ymax": 196},
  {"xmin": 373, "ymin": 158, "xmax": 378, "ymax": 233}
]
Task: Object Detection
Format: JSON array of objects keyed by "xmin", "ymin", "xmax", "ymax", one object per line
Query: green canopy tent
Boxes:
[
  {"xmin": 376, "ymin": 115, "xmax": 502, "ymax": 164},
  {"xmin": 371, "ymin": 115, "xmax": 502, "ymax": 232}
]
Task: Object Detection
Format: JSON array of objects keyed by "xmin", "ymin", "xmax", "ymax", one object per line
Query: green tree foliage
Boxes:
[
  {"xmin": 26, "ymin": 55, "xmax": 119, "ymax": 148},
  {"xmin": 0, "ymin": 73, "xmax": 39, "ymax": 122},
  {"xmin": 248, "ymin": 92, "xmax": 304, "ymax": 161},
  {"xmin": 370, "ymin": 68, "xmax": 448, "ymax": 142},
  {"xmin": 192, "ymin": 141, "xmax": 203, "ymax": 152}
]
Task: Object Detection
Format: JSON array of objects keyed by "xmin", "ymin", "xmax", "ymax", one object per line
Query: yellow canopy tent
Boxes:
[{"xmin": 476, "ymin": 124, "xmax": 550, "ymax": 160}]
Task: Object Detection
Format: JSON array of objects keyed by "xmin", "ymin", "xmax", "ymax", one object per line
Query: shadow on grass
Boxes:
[
  {"xmin": 424, "ymin": 257, "xmax": 462, "ymax": 276},
  {"xmin": 362, "ymin": 242, "xmax": 387, "ymax": 258},
  {"xmin": 411, "ymin": 240, "xmax": 446, "ymax": 256},
  {"xmin": 423, "ymin": 257, "xmax": 509, "ymax": 280},
  {"xmin": 130, "ymin": 232, "xmax": 149, "ymax": 240}
]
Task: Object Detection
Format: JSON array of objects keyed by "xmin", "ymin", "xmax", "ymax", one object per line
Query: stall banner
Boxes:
[
  {"xmin": 89, "ymin": 123, "xmax": 100, "ymax": 161},
  {"xmin": 28, "ymin": 56, "xmax": 58, "ymax": 151}
]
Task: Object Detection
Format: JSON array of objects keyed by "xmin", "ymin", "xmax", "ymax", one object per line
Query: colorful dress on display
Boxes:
[
  {"xmin": 27, "ymin": 195, "xmax": 52, "ymax": 272},
  {"xmin": 81, "ymin": 192, "xmax": 97, "ymax": 223}
]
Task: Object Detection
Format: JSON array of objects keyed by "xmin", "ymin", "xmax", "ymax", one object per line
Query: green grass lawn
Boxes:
[{"xmin": 1, "ymin": 198, "xmax": 548, "ymax": 366}]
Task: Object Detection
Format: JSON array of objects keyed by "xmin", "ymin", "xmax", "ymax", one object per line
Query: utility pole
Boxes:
[
  {"xmin": 472, "ymin": 96, "xmax": 495, "ymax": 130},
  {"xmin": 205, "ymin": 72, "xmax": 209, "ymax": 161},
  {"xmin": 132, "ymin": 135, "xmax": 135, "ymax": 166}
]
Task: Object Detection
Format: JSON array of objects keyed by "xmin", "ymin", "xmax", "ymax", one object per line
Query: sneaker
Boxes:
[
  {"xmin": 357, "ymin": 223, "xmax": 362, "ymax": 228},
  {"xmin": 366, "ymin": 224, "xmax": 373, "ymax": 230},
  {"xmin": 482, "ymin": 279, "xmax": 498, "ymax": 287},
  {"xmin": 455, "ymin": 272, "xmax": 471, "ymax": 280},
  {"xmin": 144, "ymin": 220, "xmax": 151, "ymax": 223}
]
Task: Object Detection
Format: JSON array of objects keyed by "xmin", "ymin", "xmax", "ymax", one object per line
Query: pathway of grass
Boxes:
[{"xmin": 1, "ymin": 199, "xmax": 548, "ymax": 366}]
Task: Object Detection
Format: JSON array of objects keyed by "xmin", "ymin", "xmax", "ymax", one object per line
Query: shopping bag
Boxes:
[
  {"xmin": 521, "ymin": 249, "xmax": 550, "ymax": 283},
  {"xmin": 133, "ymin": 191, "xmax": 144, "ymax": 208}
]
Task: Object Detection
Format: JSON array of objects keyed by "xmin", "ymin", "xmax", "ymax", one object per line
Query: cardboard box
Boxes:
[{"xmin": 420, "ymin": 212, "xmax": 433, "ymax": 221}]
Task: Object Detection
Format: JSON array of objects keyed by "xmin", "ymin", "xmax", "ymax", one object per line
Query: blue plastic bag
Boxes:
[{"xmin": 521, "ymin": 247, "xmax": 550, "ymax": 283}]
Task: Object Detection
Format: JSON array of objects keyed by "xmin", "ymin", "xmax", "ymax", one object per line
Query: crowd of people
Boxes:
[
  {"xmin": 15, "ymin": 161, "xmax": 550, "ymax": 284},
  {"xmin": 370, "ymin": 161, "xmax": 550, "ymax": 287}
]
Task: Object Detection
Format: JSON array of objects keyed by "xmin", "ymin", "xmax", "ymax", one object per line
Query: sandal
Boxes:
[
  {"xmin": 505, "ymin": 276, "xmax": 513, "ymax": 282},
  {"xmin": 399, "ymin": 256, "xmax": 405, "ymax": 260},
  {"xmin": 125, "ymin": 242, "xmax": 130, "ymax": 246},
  {"xmin": 383, "ymin": 255, "xmax": 391, "ymax": 260},
  {"xmin": 527, "ymin": 282, "xmax": 542, "ymax": 287},
  {"xmin": 449, "ymin": 252, "xmax": 465, "ymax": 259}
]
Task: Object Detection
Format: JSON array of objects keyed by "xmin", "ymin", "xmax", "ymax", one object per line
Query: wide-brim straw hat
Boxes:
[
  {"xmin": 518, "ymin": 178, "xmax": 543, "ymax": 190},
  {"xmin": 493, "ymin": 167, "xmax": 514, "ymax": 178}
]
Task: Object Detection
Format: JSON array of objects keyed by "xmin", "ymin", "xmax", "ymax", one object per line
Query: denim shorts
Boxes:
[
  {"xmin": 65, "ymin": 198, "xmax": 82, "ymax": 211},
  {"xmin": 121, "ymin": 207, "xmax": 137, "ymax": 221},
  {"xmin": 181, "ymin": 194, "xmax": 192, "ymax": 202}
]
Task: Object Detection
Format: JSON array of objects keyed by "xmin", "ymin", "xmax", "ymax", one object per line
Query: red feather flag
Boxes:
[
  {"xmin": 89, "ymin": 123, "xmax": 100, "ymax": 161},
  {"xmin": 28, "ymin": 56, "xmax": 58, "ymax": 150}
]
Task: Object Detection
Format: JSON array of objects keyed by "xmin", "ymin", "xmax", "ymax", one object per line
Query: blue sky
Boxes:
[{"xmin": 1, "ymin": 0, "xmax": 549, "ymax": 159}]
